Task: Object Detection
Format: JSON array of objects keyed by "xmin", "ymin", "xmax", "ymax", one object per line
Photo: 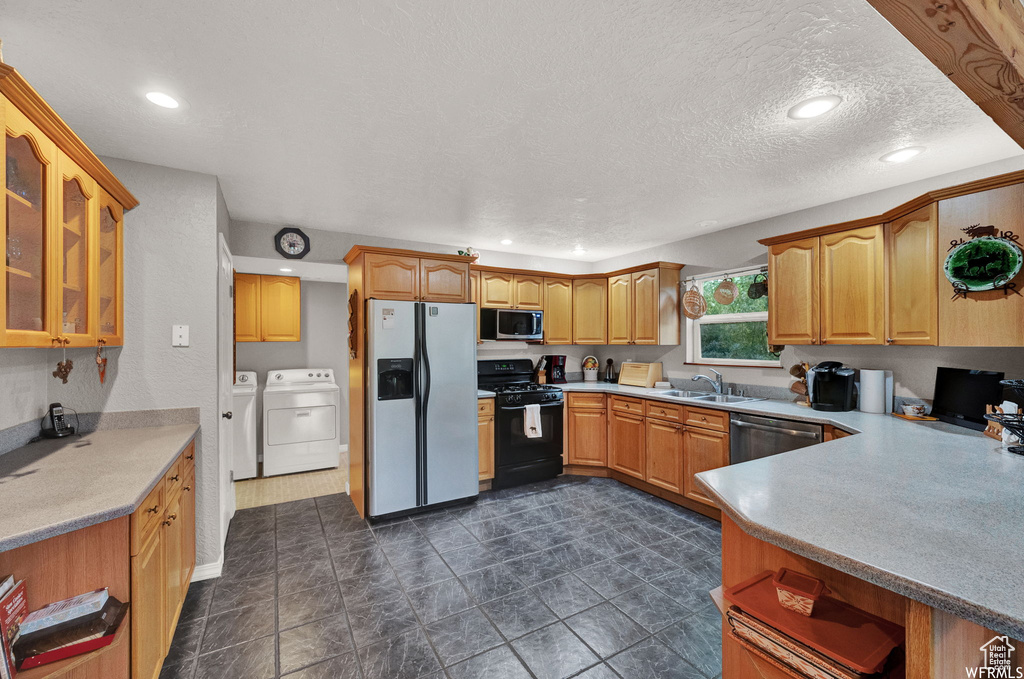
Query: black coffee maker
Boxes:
[
  {"xmin": 544, "ymin": 355, "xmax": 567, "ymax": 384},
  {"xmin": 809, "ymin": 361, "xmax": 856, "ymax": 412}
]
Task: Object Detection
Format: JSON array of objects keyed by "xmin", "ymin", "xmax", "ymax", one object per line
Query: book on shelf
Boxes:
[
  {"xmin": 13, "ymin": 597, "xmax": 127, "ymax": 671},
  {"xmin": 0, "ymin": 576, "xmax": 27, "ymax": 679},
  {"xmin": 0, "ymin": 575, "xmax": 12, "ymax": 679},
  {"xmin": 19, "ymin": 588, "xmax": 109, "ymax": 637}
]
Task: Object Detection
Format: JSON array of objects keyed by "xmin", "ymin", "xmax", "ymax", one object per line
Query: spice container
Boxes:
[{"xmin": 773, "ymin": 568, "xmax": 830, "ymax": 617}]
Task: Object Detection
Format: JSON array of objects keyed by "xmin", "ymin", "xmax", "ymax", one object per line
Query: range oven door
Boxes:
[
  {"xmin": 480, "ymin": 308, "xmax": 544, "ymax": 341},
  {"xmin": 494, "ymin": 401, "xmax": 564, "ymax": 488}
]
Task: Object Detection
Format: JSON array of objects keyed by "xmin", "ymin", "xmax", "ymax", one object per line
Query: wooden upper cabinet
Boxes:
[
  {"xmin": 608, "ymin": 408, "xmax": 645, "ymax": 479},
  {"xmin": 767, "ymin": 237, "xmax": 820, "ymax": 345},
  {"xmin": 234, "ymin": 273, "xmax": 261, "ymax": 342},
  {"xmin": 608, "ymin": 274, "xmax": 633, "ymax": 345},
  {"xmin": 514, "ymin": 274, "xmax": 544, "ymax": 310},
  {"xmin": 57, "ymin": 154, "xmax": 97, "ymax": 347},
  {"xmin": 260, "ymin": 275, "xmax": 301, "ymax": 342},
  {"xmin": 2, "ymin": 70, "xmax": 136, "ymax": 350},
  {"xmin": 573, "ymin": 278, "xmax": 608, "ymax": 344},
  {"xmin": 683, "ymin": 427, "xmax": 729, "ymax": 507},
  {"xmin": 420, "ymin": 258, "xmax": 469, "ymax": 302},
  {"xmin": 645, "ymin": 417, "xmax": 683, "ymax": 494},
  {"xmin": 543, "ymin": 277, "xmax": 573, "ymax": 345},
  {"xmin": 480, "ymin": 271, "xmax": 514, "ymax": 307},
  {"xmin": 820, "ymin": 225, "xmax": 885, "ymax": 345},
  {"xmin": 97, "ymin": 188, "xmax": 124, "ymax": 346},
  {"xmin": 886, "ymin": 204, "xmax": 938, "ymax": 346},
  {"xmin": 938, "ymin": 185, "xmax": 1024, "ymax": 346},
  {"xmin": 364, "ymin": 253, "xmax": 420, "ymax": 301},
  {"xmin": 631, "ymin": 269, "xmax": 661, "ymax": 345},
  {"xmin": 3, "ymin": 106, "xmax": 58, "ymax": 348}
]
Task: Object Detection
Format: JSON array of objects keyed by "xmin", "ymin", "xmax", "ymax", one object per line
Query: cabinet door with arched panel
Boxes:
[
  {"xmin": 57, "ymin": 153, "xmax": 97, "ymax": 347},
  {"xmin": 97, "ymin": 188, "xmax": 125, "ymax": 345},
  {"xmin": 3, "ymin": 103, "xmax": 58, "ymax": 347}
]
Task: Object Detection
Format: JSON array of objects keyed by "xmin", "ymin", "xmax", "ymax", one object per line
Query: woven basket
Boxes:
[{"xmin": 682, "ymin": 285, "xmax": 707, "ymax": 319}]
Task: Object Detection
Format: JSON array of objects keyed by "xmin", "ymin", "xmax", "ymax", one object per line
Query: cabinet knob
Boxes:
[
  {"xmin": 810, "ymin": 338, "xmax": 818, "ymax": 344},
  {"xmin": 170, "ymin": 475, "xmax": 180, "ymax": 482},
  {"xmin": 700, "ymin": 416, "xmax": 707, "ymax": 422},
  {"xmin": 186, "ymin": 454, "xmax": 194, "ymax": 460},
  {"xmin": 184, "ymin": 485, "xmax": 192, "ymax": 492},
  {"xmin": 163, "ymin": 514, "xmax": 178, "ymax": 526},
  {"xmin": 146, "ymin": 505, "xmax": 159, "ymax": 514},
  {"xmin": 886, "ymin": 337, "xmax": 894, "ymax": 344}
]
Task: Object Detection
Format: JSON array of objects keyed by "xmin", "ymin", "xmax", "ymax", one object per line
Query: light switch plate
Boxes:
[{"xmin": 172, "ymin": 325, "xmax": 190, "ymax": 347}]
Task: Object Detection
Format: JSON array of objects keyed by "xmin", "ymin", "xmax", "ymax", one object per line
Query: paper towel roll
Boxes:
[{"xmin": 859, "ymin": 369, "xmax": 887, "ymax": 414}]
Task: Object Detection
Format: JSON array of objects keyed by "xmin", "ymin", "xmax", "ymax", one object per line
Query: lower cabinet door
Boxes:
[
  {"xmin": 683, "ymin": 428, "xmax": 729, "ymax": 506},
  {"xmin": 645, "ymin": 418, "xmax": 683, "ymax": 493},
  {"xmin": 164, "ymin": 491, "xmax": 184, "ymax": 646},
  {"xmin": 132, "ymin": 529, "xmax": 166, "ymax": 679},
  {"xmin": 567, "ymin": 407, "xmax": 607, "ymax": 466},
  {"xmin": 181, "ymin": 464, "xmax": 197, "ymax": 591},
  {"xmin": 608, "ymin": 410, "xmax": 645, "ymax": 479},
  {"xmin": 478, "ymin": 415, "xmax": 495, "ymax": 480}
]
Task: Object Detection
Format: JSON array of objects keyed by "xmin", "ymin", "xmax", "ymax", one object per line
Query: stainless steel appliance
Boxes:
[
  {"xmin": 366, "ymin": 300, "xmax": 479, "ymax": 518},
  {"xmin": 478, "ymin": 360, "xmax": 564, "ymax": 489},
  {"xmin": 479, "ymin": 308, "xmax": 544, "ymax": 341},
  {"xmin": 730, "ymin": 413, "xmax": 823, "ymax": 464},
  {"xmin": 809, "ymin": 361, "xmax": 856, "ymax": 412}
]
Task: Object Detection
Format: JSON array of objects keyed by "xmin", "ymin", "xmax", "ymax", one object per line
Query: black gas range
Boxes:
[{"xmin": 478, "ymin": 360, "xmax": 564, "ymax": 489}]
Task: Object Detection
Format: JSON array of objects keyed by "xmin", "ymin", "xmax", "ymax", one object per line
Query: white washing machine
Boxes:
[
  {"xmin": 263, "ymin": 369, "xmax": 341, "ymax": 476},
  {"xmin": 232, "ymin": 371, "xmax": 259, "ymax": 480}
]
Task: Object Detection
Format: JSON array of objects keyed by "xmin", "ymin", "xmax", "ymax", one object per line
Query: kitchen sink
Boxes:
[
  {"xmin": 691, "ymin": 394, "xmax": 764, "ymax": 403},
  {"xmin": 652, "ymin": 389, "xmax": 706, "ymax": 398}
]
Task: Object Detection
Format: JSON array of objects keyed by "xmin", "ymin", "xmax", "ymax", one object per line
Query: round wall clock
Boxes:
[
  {"xmin": 274, "ymin": 227, "xmax": 310, "ymax": 259},
  {"xmin": 944, "ymin": 236, "xmax": 1023, "ymax": 292}
]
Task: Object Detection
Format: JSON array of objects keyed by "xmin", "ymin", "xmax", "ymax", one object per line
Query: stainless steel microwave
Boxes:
[{"xmin": 479, "ymin": 308, "xmax": 543, "ymax": 341}]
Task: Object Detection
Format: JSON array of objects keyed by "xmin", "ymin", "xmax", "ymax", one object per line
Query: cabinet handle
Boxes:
[
  {"xmin": 146, "ymin": 505, "xmax": 160, "ymax": 514},
  {"xmin": 184, "ymin": 485, "xmax": 192, "ymax": 492},
  {"xmin": 170, "ymin": 475, "xmax": 180, "ymax": 482},
  {"xmin": 163, "ymin": 514, "xmax": 178, "ymax": 526},
  {"xmin": 186, "ymin": 454, "xmax": 194, "ymax": 460},
  {"xmin": 886, "ymin": 337, "xmax": 894, "ymax": 344}
]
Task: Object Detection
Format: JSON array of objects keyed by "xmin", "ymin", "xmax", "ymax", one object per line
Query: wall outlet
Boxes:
[{"xmin": 172, "ymin": 325, "xmax": 190, "ymax": 347}]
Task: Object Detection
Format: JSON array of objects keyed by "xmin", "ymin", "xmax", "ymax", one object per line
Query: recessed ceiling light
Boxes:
[
  {"xmin": 145, "ymin": 91, "xmax": 180, "ymax": 109},
  {"xmin": 572, "ymin": 246, "xmax": 586, "ymax": 256},
  {"xmin": 500, "ymin": 239, "xmax": 513, "ymax": 245},
  {"xmin": 787, "ymin": 95, "xmax": 842, "ymax": 120},
  {"xmin": 279, "ymin": 268, "xmax": 293, "ymax": 272},
  {"xmin": 696, "ymin": 220, "xmax": 718, "ymax": 229},
  {"xmin": 880, "ymin": 146, "xmax": 925, "ymax": 163}
]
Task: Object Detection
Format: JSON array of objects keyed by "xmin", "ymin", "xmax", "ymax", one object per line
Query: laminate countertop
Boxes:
[
  {"xmin": 0, "ymin": 424, "xmax": 199, "ymax": 552},
  {"xmin": 551, "ymin": 381, "xmax": 1024, "ymax": 639}
]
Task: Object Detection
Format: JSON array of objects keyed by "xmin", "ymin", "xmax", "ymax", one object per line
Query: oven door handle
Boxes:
[{"xmin": 500, "ymin": 403, "xmax": 563, "ymax": 411}]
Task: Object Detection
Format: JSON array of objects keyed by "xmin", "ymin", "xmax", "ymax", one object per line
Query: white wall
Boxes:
[
  {"xmin": 4, "ymin": 158, "xmax": 227, "ymax": 569},
  {"xmin": 235, "ymin": 281, "xmax": 349, "ymax": 459},
  {"xmin": 229, "ymin": 221, "xmax": 594, "ymax": 274}
]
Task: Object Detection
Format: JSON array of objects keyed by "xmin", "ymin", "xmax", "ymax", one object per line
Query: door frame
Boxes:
[{"xmin": 217, "ymin": 233, "xmax": 236, "ymax": 554}]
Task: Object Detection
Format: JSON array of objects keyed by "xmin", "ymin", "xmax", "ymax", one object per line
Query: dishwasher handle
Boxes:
[{"xmin": 731, "ymin": 420, "xmax": 820, "ymax": 439}]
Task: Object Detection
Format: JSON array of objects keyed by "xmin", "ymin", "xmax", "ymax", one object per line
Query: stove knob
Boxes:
[
  {"xmin": 275, "ymin": 373, "xmax": 282, "ymax": 380},
  {"xmin": 317, "ymin": 373, "xmax": 322, "ymax": 377},
  {"xmin": 324, "ymin": 373, "xmax": 330, "ymax": 379}
]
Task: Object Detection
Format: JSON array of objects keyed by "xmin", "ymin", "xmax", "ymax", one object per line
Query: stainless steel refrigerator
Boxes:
[{"xmin": 366, "ymin": 299, "xmax": 478, "ymax": 517}]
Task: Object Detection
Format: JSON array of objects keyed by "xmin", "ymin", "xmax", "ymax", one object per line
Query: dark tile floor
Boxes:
[{"xmin": 161, "ymin": 476, "xmax": 723, "ymax": 679}]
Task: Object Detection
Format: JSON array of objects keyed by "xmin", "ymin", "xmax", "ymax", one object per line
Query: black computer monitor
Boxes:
[{"xmin": 931, "ymin": 367, "xmax": 1005, "ymax": 431}]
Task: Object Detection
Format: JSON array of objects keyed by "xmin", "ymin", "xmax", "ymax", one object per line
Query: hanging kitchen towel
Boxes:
[{"xmin": 524, "ymin": 404, "xmax": 543, "ymax": 439}]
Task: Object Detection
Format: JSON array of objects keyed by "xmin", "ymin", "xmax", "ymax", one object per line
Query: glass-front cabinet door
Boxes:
[
  {"xmin": 4, "ymin": 103, "xmax": 57, "ymax": 347},
  {"xmin": 57, "ymin": 154, "xmax": 96, "ymax": 346},
  {"xmin": 97, "ymin": 187, "xmax": 123, "ymax": 345}
]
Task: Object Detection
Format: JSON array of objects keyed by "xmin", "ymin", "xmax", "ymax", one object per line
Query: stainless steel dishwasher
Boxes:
[{"xmin": 729, "ymin": 412, "xmax": 823, "ymax": 464}]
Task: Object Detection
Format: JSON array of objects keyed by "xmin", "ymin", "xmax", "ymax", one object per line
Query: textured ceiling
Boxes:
[{"xmin": 2, "ymin": 0, "xmax": 1021, "ymax": 261}]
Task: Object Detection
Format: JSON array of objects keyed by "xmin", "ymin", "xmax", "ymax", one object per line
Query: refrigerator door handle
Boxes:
[
  {"xmin": 419, "ymin": 303, "xmax": 431, "ymax": 505},
  {"xmin": 413, "ymin": 303, "xmax": 424, "ymax": 507}
]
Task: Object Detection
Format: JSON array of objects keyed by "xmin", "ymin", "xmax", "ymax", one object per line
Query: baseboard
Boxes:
[
  {"xmin": 191, "ymin": 559, "xmax": 224, "ymax": 582},
  {"xmin": 345, "ymin": 482, "xmax": 350, "ymax": 494}
]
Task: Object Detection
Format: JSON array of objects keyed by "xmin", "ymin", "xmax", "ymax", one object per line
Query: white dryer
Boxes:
[
  {"xmin": 263, "ymin": 369, "xmax": 341, "ymax": 476},
  {"xmin": 232, "ymin": 371, "xmax": 259, "ymax": 480}
]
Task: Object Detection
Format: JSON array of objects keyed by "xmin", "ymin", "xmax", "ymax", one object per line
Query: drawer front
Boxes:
[
  {"xmin": 644, "ymin": 400, "xmax": 684, "ymax": 423},
  {"xmin": 164, "ymin": 456, "xmax": 184, "ymax": 497},
  {"xmin": 568, "ymin": 392, "xmax": 606, "ymax": 409},
  {"xmin": 183, "ymin": 439, "xmax": 196, "ymax": 470},
  {"xmin": 684, "ymin": 406, "xmax": 729, "ymax": 432},
  {"xmin": 610, "ymin": 396, "xmax": 644, "ymax": 415},
  {"xmin": 478, "ymin": 398, "xmax": 495, "ymax": 416},
  {"xmin": 131, "ymin": 481, "xmax": 165, "ymax": 556}
]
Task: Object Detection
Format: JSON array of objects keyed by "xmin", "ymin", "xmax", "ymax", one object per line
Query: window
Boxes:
[{"xmin": 684, "ymin": 269, "xmax": 781, "ymax": 367}]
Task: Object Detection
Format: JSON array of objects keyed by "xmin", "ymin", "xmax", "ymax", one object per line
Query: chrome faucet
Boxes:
[{"xmin": 692, "ymin": 368, "xmax": 724, "ymax": 394}]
